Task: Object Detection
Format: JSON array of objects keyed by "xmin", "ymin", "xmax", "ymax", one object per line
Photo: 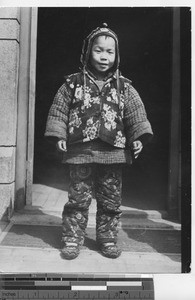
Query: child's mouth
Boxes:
[{"xmin": 99, "ymin": 63, "xmax": 108, "ymax": 68}]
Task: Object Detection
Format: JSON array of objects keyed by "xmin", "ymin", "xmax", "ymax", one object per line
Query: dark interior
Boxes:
[{"xmin": 34, "ymin": 7, "xmax": 174, "ymax": 211}]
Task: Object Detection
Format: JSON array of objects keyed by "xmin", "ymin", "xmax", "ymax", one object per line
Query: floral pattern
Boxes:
[
  {"xmin": 74, "ymin": 85, "xmax": 83, "ymax": 99},
  {"xmin": 46, "ymin": 71, "xmax": 153, "ymax": 151},
  {"xmin": 81, "ymin": 90, "xmax": 100, "ymax": 111},
  {"xmin": 83, "ymin": 117, "xmax": 100, "ymax": 142},
  {"xmin": 107, "ymin": 88, "xmax": 120, "ymax": 104},
  {"xmin": 114, "ymin": 131, "xmax": 126, "ymax": 148},
  {"xmin": 62, "ymin": 164, "xmax": 122, "ymax": 245},
  {"xmin": 102, "ymin": 104, "xmax": 117, "ymax": 131},
  {"xmin": 73, "ymin": 84, "xmax": 100, "ymax": 111},
  {"xmin": 62, "ymin": 74, "xmax": 131, "ymax": 147},
  {"xmin": 69, "ymin": 107, "xmax": 82, "ymax": 134}
]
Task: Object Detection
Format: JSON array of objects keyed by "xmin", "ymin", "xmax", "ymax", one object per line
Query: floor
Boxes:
[
  {"xmin": 0, "ymin": 245, "xmax": 181, "ymax": 273},
  {"xmin": 0, "ymin": 181, "xmax": 181, "ymax": 274},
  {"xmin": 31, "ymin": 183, "xmax": 167, "ymax": 218},
  {"xmin": 0, "ymin": 157, "xmax": 181, "ymax": 274}
]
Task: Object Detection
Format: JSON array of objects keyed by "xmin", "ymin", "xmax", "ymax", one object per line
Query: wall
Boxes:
[{"xmin": 0, "ymin": 8, "xmax": 20, "ymax": 220}]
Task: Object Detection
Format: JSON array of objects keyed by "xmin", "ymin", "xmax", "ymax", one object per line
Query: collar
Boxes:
[{"xmin": 81, "ymin": 67, "xmax": 120, "ymax": 82}]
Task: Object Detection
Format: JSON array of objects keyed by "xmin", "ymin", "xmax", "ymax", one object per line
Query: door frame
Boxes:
[
  {"xmin": 15, "ymin": 7, "xmax": 38, "ymax": 209},
  {"xmin": 26, "ymin": 8, "xmax": 38, "ymax": 205},
  {"xmin": 168, "ymin": 7, "xmax": 181, "ymax": 219}
]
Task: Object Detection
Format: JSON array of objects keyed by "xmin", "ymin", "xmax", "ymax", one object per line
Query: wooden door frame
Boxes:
[
  {"xmin": 15, "ymin": 7, "xmax": 38, "ymax": 209},
  {"xmin": 26, "ymin": 8, "xmax": 38, "ymax": 206}
]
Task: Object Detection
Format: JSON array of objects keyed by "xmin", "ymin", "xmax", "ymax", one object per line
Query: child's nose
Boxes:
[{"xmin": 100, "ymin": 52, "xmax": 107, "ymax": 60}]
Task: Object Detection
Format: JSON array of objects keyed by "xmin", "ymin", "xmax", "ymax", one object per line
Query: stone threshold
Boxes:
[{"xmin": 8, "ymin": 210, "xmax": 181, "ymax": 230}]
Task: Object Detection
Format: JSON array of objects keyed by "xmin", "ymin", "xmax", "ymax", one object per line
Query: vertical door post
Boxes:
[
  {"xmin": 168, "ymin": 7, "xmax": 181, "ymax": 219},
  {"xmin": 15, "ymin": 7, "xmax": 38, "ymax": 209},
  {"xmin": 26, "ymin": 8, "xmax": 38, "ymax": 206}
]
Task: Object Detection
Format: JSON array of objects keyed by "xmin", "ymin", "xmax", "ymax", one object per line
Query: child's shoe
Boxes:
[
  {"xmin": 99, "ymin": 242, "xmax": 122, "ymax": 258},
  {"xmin": 61, "ymin": 242, "xmax": 80, "ymax": 260}
]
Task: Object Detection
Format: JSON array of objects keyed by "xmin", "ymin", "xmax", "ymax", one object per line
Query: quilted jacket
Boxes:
[
  {"xmin": 45, "ymin": 24, "xmax": 153, "ymax": 149},
  {"xmin": 45, "ymin": 70, "xmax": 153, "ymax": 148}
]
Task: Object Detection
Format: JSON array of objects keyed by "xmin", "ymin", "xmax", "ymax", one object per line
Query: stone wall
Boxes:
[{"xmin": 0, "ymin": 8, "xmax": 20, "ymax": 220}]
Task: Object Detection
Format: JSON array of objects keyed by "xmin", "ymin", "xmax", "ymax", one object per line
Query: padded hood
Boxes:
[{"xmin": 80, "ymin": 23, "xmax": 120, "ymax": 75}]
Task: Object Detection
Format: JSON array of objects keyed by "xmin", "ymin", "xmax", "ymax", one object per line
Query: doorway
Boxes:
[{"xmin": 33, "ymin": 7, "xmax": 173, "ymax": 213}]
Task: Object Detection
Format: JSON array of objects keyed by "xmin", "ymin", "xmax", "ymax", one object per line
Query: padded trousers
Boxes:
[{"xmin": 62, "ymin": 164, "xmax": 122, "ymax": 246}]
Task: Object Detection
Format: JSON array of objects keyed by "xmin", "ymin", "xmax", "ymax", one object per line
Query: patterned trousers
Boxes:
[{"xmin": 62, "ymin": 164, "xmax": 122, "ymax": 246}]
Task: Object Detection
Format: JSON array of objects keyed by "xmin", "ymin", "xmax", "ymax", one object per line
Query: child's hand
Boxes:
[
  {"xmin": 56, "ymin": 140, "xmax": 67, "ymax": 152},
  {"xmin": 132, "ymin": 140, "xmax": 143, "ymax": 159}
]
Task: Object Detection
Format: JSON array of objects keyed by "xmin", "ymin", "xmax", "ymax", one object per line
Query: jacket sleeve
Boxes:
[
  {"xmin": 44, "ymin": 82, "xmax": 71, "ymax": 142},
  {"xmin": 123, "ymin": 83, "xmax": 153, "ymax": 146}
]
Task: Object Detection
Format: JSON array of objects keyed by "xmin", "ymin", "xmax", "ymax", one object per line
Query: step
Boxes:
[
  {"xmin": 0, "ymin": 221, "xmax": 8, "ymax": 235},
  {"xmin": 10, "ymin": 211, "xmax": 181, "ymax": 230},
  {"xmin": 25, "ymin": 203, "xmax": 168, "ymax": 218}
]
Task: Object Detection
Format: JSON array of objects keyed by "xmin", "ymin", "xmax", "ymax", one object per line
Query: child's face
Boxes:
[{"xmin": 90, "ymin": 35, "xmax": 116, "ymax": 77}]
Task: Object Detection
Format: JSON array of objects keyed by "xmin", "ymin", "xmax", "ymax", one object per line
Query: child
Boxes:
[{"xmin": 45, "ymin": 23, "xmax": 153, "ymax": 259}]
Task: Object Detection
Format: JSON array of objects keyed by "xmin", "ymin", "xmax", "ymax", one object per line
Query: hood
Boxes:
[{"xmin": 80, "ymin": 23, "xmax": 120, "ymax": 75}]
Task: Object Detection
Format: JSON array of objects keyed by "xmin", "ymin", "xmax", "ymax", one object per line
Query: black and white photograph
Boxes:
[{"xmin": 0, "ymin": 4, "xmax": 191, "ymax": 280}]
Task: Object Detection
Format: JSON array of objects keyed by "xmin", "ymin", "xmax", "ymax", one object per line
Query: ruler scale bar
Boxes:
[
  {"xmin": 70, "ymin": 281, "xmax": 106, "ymax": 286},
  {"xmin": 71, "ymin": 286, "xmax": 107, "ymax": 291},
  {"xmin": 107, "ymin": 286, "xmax": 143, "ymax": 291},
  {"xmin": 35, "ymin": 282, "xmax": 70, "ymax": 286},
  {"xmin": 0, "ymin": 274, "xmax": 154, "ymax": 300},
  {"xmin": 1, "ymin": 274, "xmax": 152, "ymax": 279},
  {"xmin": 106, "ymin": 281, "xmax": 142, "ymax": 286},
  {"xmin": 0, "ymin": 291, "xmax": 155, "ymax": 299}
]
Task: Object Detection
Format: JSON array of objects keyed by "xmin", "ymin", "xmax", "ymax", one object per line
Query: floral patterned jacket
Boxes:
[{"xmin": 45, "ymin": 71, "xmax": 153, "ymax": 149}]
